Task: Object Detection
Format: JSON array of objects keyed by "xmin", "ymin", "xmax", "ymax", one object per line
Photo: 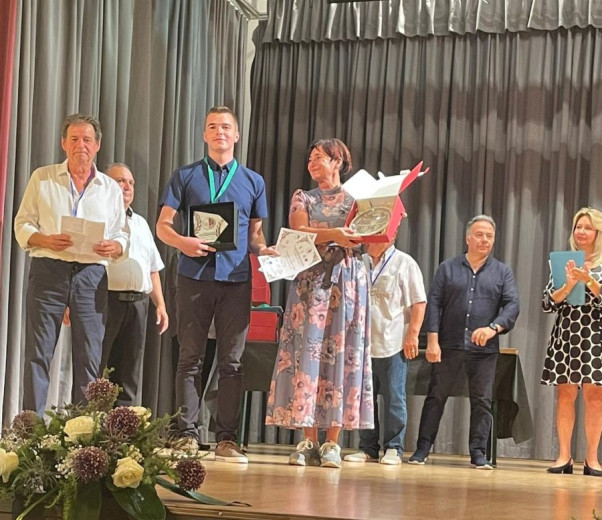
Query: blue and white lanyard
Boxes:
[
  {"xmin": 371, "ymin": 249, "xmax": 394, "ymax": 286},
  {"xmin": 69, "ymin": 178, "xmax": 88, "ymax": 217}
]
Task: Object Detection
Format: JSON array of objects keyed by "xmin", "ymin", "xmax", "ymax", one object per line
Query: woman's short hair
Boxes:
[
  {"xmin": 61, "ymin": 113, "xmax": 102, "ymax": 142},
  {"xmin": 569, "ymin": 207, "xmax": 602, "ymax": 267},
  {"xmin": 307, "ymin": 138, "xmax": 353, "ymax": 179}
]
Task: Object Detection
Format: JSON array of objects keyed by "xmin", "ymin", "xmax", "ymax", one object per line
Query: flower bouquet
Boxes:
[{"xmin": 0, "ymin": 376, "xmax": 209, "ymax": 520}]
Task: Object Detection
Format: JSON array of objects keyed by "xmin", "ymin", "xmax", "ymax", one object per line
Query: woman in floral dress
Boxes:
[
  {"xmin": 541, "ymin": 207, "xmax": 602, "ymax": 476},
  {"xmin": 265, "ymin": 138, "xmax": 373, "ymax": 468}
]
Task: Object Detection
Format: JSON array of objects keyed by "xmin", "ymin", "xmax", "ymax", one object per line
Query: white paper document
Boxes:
[
  {"xmin": 61, "ymin": 216, "xmax": 105, "ymax": 259},
  {"xmin": 257, "ymin": 228, "xmax": 322, "ymax": 283}
]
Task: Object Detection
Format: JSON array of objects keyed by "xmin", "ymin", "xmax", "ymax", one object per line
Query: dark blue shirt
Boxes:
[
  {"xmin": 424, "ymin": 254, "xmax": 520, "ymax": 352},
  {"xmin": 159, "ymin": 157, "xmax": 268, "ymax": 282}
]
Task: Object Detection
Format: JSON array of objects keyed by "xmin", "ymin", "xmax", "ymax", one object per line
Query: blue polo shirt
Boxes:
[
  {"xmin": 424, "ymin": 254, "xmax": 520, "ymax": 353},
  {"xmin": 160, "ymin": 157, "xmax": 268, "ymax": 282}
]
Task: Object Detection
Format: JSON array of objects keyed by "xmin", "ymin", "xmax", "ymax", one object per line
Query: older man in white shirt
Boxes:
[
  {"xmin": 345, "ymin": 235, "xmax": 426, "ymax": 465},
  {"xmin": 14, "ymin": 113, "xmax": 128, "ymax": 416},
  {"xmin": 102, "ymin": 163, "xmax": 168, "ymax": 406}
]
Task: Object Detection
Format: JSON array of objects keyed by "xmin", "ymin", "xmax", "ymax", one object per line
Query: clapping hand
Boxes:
[{"xmin": 565, "ymin": 259, "xmax": 589, "ymax": 286}]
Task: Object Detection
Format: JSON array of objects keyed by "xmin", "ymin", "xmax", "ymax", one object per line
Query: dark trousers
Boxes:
[
  {"xmin": 101, "ymin": 293, "xmax": 149, "ymax": 406},
  {"xmin": 171, "ymin": 337, "xmax": 217, "ymax": 435},
  {"xmin": 175, "ymin": 275, "xmax": 251, "ymax": 442},
  {"xmin": 24, "ymin": 257, "xmax": 107, "ymax": 415},
  {"xmin": 416, "ymin": 349, "xmax": 498, "ymax": 459}
]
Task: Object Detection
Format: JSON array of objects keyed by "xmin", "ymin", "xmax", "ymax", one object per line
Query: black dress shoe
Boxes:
[
  {"xmin": 198, "ymin": 442, "xmax": 211, "ymax": 451},
  {"xmin": 583, "ymin": 461, "xmax": 602, "ymax": 477},
  {"xmin": 546, "ymin": 459, "xmax": 573, "ymax": 474}
]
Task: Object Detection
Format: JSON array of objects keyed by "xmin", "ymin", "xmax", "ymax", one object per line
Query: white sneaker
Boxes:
[
  {"xmin": 380, "ymin": 448, "xmax": 402, "ymax": 465},
  {"xmin": 289, "ymin": 439, "xmax": 321, "ymax": 466},
  {"xmin": 169, "ymin": 437, "xmax": 199, "ymax": 458},
  {"xmin": 344, "ymin": 451, "xmax": 378, "ymax": 462},
  {"xmin": 319, "ymin": 441, "xmax": 342, "ymax": 468}
]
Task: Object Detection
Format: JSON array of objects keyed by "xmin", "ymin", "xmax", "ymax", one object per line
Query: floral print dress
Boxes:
[{"xmin": 265, "ymin": 186, "xmax": 374, "ymax": 430}]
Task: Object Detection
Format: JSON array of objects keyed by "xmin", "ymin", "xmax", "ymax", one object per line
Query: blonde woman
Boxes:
[{"xmin": 542, "ymin": 208, "xmax": 602, "ymax": 476}]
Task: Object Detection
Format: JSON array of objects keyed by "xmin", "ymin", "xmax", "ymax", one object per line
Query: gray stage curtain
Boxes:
[
  {"xmin": 247, "ymin": 12, "xmax": 602, "ymax": 460},
  {"xmin": 0, "ymin": 0, "xmax": 248, "ymax": 425},
  {"xmin": 263, "ymin": 0, "xmax": 602, "ymax": 40}
]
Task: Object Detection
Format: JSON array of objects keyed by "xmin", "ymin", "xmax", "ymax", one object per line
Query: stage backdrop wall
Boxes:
[
  {"xmin": 246, "ymin": 0, "xmax": 602, "ymax": 461},
  {"xmin": 0, "ymin": 0, "xmax": 249, "ymax": 425}
]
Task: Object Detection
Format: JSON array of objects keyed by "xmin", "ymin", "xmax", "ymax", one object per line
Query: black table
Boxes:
[{"xmin": 240, "ymin": 343, "xmax": 533, "ymax": 463}]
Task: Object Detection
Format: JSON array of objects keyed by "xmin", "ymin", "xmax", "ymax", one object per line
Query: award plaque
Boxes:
[
  {"xmin": 188, "ymin": 201, "xmax": 238, "ymax": 251},
  {"xmin": 193, "ymin": 211, "xmax": 228, "ymax": 243},
  {"xmin": 349, "ymin": 206, "xmax": 392, "ymax": 236}
]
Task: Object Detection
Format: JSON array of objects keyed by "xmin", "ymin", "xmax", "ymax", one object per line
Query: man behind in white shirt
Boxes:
[
  {"xmin": 102, "ymin": 163, "xmax": 169, "ymax": 406},
  {"xmin": 14, "ymin": 113, "xmax": 128, "ymax": 416},
  {"xmin": 345, "ymin": 234, "xmax": 426, "ymax": 465}
]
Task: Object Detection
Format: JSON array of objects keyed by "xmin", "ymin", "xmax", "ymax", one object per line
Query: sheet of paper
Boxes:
[
  {"xmin": 61, "ymin": 216, "xmax": 105, "ymax": 260},
  {"xmin": 257, "ymin": 228, "xmax": 321, "ymax": 283}
]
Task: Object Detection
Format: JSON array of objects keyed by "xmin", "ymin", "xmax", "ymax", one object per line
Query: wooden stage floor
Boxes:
[{"xmin": 159, "ymin": 445, "xmax": 602, "ymax": 520}]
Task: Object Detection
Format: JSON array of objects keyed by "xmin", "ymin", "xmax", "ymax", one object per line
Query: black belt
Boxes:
[{"xmin": 109, "ymin": 291, "xmax": 147, "ymax": 302}]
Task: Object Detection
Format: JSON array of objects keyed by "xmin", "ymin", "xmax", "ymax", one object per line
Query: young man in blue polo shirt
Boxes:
[{"xmin": 157, "ymin": 106, "xmax": 276, "ymax": 463}]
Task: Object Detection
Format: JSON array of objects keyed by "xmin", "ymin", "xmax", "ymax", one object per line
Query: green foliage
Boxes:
[
  {"xmin": 108, "ymin": 482, "xmax": 166, "ymax": 520},
  {"xmin": 571, "ymin": 510, "xmax": 601, "ymax": 520}
]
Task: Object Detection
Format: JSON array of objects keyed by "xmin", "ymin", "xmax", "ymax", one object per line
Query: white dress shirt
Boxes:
[
  {"xmin": 366, "ymin": 246, "xmax": 427, "ymax": 358},
  {"xmin": 106, "ymin": 211, "xmax": 165, "ymax": 293},
  {"xmin": 14, "ymin": 160, "xmax": 128, "ymax": 264}
]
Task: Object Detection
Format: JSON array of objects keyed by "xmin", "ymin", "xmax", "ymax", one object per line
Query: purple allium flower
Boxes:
[
  {"xmin": 176, "ymin": 459, "xmax": 206, "ymax": 491},
  {"xmin": 11, "ymin": 410, "xmax": 42, "ymax": 439},
  {"xmin": 103, "ymin": 407, "xmax": 141, "ymax": 438},
  {"xmin": 85, "ymin": 378, "xmax": 119, "ymax": 412},
  {"xmin": 72, "ymin": 447, "xmax": 109, "ymax": 483}
]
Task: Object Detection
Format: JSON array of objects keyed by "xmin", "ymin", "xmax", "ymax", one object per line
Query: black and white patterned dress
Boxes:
[{"xmin": 541, "ymin": 266, "xmax": 602, "ymax": 386}]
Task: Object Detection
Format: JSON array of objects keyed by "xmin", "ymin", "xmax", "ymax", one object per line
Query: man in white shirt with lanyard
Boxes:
[
  {"xmin": 345, "ymin": 234, "xmax": 426, "ymax": 465},
  {"xmin": 102, "ymin": 163, "xmax": 169, "ymax": 406},
  {"xmin": 14, "ymin": 113, "xmax": 128, "ymax": 416}
]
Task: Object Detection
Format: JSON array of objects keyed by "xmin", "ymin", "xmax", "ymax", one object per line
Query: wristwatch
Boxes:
[
  {"xmin": 586, "ymin": 279, "xmax": 594, "ymax": 289},
  {"xmin": 489, "ymin": 323, "xmax": 499, "ymax": 334}
]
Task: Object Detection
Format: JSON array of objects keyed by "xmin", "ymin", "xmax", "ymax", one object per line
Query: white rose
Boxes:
[
  {"xmin": 112, "ymin": 457, "xmax": 144, "ymax": 488},
  {"xmin": 63, "ymin": 416, "xmax": 95, "ymax": 443},
  {"xmin": 0, "ymin": 448, "xmax": 19, "ymax": 483},
  {"xmin": 128, "ymin": 406, "xmax": 151, "ymax": 422}
]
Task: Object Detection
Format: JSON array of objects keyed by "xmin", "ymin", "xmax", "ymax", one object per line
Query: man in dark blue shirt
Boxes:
[
  {"xmin": 157, "ymin": 106, "xmax": 276, "ymax": 463},
  {"xmin": 409, "ymin": 215, "xmax": 519, "ymax": 469}
]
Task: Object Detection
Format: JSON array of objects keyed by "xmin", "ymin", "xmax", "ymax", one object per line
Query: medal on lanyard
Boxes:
[{"xmin": 205, "ymin": 158, "xmax": 238, "ymax": 203}]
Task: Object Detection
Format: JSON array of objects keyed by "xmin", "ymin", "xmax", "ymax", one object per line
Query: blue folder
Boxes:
[{"xmin": 549, "ymin": 250, "xmax": 586, "ymax": 305}]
